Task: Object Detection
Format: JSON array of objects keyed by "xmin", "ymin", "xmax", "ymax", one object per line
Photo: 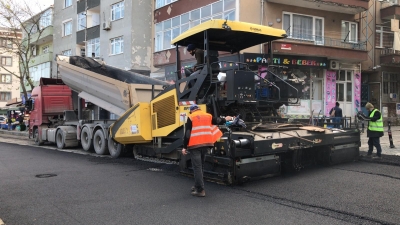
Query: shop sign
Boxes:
[
  {"xmin": 243, "ymin": 53, "xmax": 269, "ymax": 65},
  {"xmin": 273, "ymin": 55, "xmax": 327, "ymax": 68},
  {"xmin": 281, "ymin": 44, "xmax": 292, "ymax": 50}
]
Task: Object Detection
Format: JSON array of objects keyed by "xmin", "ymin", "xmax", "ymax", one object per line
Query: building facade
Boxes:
[
  {"xmin": 52, "ymin": 0, "xmax": 153, "ymax": 76},
  {"xmin": 0, "ymin": 28, "xmax": 21, "ymax": 107},
  {"xmin": 152, "ymin": 0, "xmax": 369, "ymax": 118},
  {"xmin": 361, "ymin": 0, "xmax": 400, "ymax": 118},
  {"xmin": 21, "ymin": 5, "xmax": 54, "ymax": 103}
]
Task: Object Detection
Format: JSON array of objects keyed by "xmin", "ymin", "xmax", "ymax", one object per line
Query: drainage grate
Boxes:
[{"xmin": 35, "ymin": 174, "xmax": 57, "ymax": 178}]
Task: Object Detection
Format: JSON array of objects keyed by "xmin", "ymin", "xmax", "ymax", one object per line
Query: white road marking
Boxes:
[{"xmin": 0, "ymin": 217, "xmax": 5, "ymax": 225}]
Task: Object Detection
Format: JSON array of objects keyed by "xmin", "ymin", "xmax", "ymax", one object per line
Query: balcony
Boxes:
[
  {"xmin": 29, "ymin": 26, "xmax": 53, "ymax": 45},
  {"xmin": 272, "ymin": 34, "xmax": 368, "ymax": 62},
  {"xmin": 267, "ymin": 0, "xmax": 368, "ymax": 14},
  {"xmin": 77, "ymin": 0, "xmax": 100, "ymax": 13},
  {"xmin": 28, "ymin": 52, "xmax": 53, "ymax": 67},
  {"xmin": 379, "ymin": 48, "xmax": 400, "ymax": 66},
  {"xmin": 381, "ymin": 4, "xmax": 400, "ymax": 20},
  {"xmin": 76, "ymin": 25, "xmax": 100, "ymax": 44}
]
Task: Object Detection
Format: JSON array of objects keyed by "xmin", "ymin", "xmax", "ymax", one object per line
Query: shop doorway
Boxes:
[{"xmin": 336, "ymin": 70, "xmax": 353, "ymax": 117}]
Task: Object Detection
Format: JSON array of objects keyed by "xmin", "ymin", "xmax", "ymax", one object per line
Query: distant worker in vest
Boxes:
[
  {"xmin": 186, "ymin": 44, "xmax": 204, "ymax": 74},
  {"xmin": 358, "ymin": 102, "xmax": 384, "ymax": 159},
  {"xmin": 329, "ymin": 102, "xmax": 343, "ymax": 128},
  {"xmin": 181, "ymin": 104, "xmax": 233, "ymax": 197}
]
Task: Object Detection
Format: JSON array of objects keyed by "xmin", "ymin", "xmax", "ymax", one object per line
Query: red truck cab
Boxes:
[{"xmin": 27, "ymin": 78, "xmax": 74, "ymax": 144}]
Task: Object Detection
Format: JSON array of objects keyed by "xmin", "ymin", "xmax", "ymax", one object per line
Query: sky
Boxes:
[{"xmin": 28, "ymin": 0, "xmax": 54, "ymax": 14}]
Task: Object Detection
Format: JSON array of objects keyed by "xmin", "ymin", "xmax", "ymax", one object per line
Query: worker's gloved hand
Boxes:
[
  {"xmin": 357, "ymin": 112, "xmax": 370, "ymax": 121},
  {"xmin": 232, "ymin": 115, "xmax": 246, "ymax": 128}
]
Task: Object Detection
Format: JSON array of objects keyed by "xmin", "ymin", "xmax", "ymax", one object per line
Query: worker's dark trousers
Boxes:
[
  {"xmin": 190, "ymin": 147, "xmax": 208, "ymax": 192},
  {"xmin": 368, "ymin": 137, "xmax": 382, "ymax": 157}
]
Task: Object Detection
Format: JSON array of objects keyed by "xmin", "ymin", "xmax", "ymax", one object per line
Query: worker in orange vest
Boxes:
[{"xmin": 182, "ymin": 104, "xmax": 233, "ymax": 197}]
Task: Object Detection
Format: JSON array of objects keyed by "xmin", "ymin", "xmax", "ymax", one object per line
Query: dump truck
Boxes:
[
  {"xmin": 27, "ymin": 56, "xmax": 167, "ymax": 155},
  {"xmin": 107, "ymin": 19, "xmax": 361, "ymax": 184}
]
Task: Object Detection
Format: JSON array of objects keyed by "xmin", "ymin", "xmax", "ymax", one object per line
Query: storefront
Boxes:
[{"xmin": 163, "ymin": 53, "xmax": 360, "ymax": 118}]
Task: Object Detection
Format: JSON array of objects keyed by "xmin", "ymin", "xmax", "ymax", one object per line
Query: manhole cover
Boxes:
[{"xmin": 35, "ymin": 174, "xmax": 57, "ymax": 178}]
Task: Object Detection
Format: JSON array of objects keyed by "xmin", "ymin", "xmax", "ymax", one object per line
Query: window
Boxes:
[
  {"xmin": 111, "ymin": 1, "xmax": 124, "ymax": 21},
  {"xmin": 63, "ymin": 20, "xmax": 72, "ymax": 36},
  {"xmin": 62, "ymin": 49, "xmax": 72, "ymax": 56},
  {"xmin": 341, "ymin": 21, "xmax": 357, "ymax": 43},
  {"xmin": 40, "ymin": 9, "xmax": 52, "ymax": 29},
  {"xmin": 383, "ymin": 72, "xmax": 400, "ymax": 95},
  {"xmin": 154, "ymin": 0, "xmax": 236, "ymax": 52},
  {"xmin": 156, "ymin": 0, "xmax": 178, "ymax": 9},
  {"xmin": 77, "ymin": 12, "xmax": 86, "ymax": 31},
  {"xmin": 42, "ymin": 45, "xmax": 49, "ymax": 54},
  {"xmin": 0, "ymin": 92, "xmax": 11, "ymax": 101},
  {"xmin": 376, "ymin": 26, "xmax": 394, "ymax": 48},
  {"xmin": 64, "ymin": 0, "xmax": 72, "ymax": 8},
  {"xmin": 1, "ymin": 57, "xmax": 12, "ymax": 66},
  {"xmin": 0, "ymin": 74, "xmax": 11, "ymax": 83},
  {"xmin": 87, "ymin": 38, "xmax": 100, "ymax": 57},
  {"xmin": 283, "ymin": 12, "xmax": 324, "ymax": 44},
  {"xmin": 110, "ymin": 37, "xmax": 123, "ymax": 55},
  {"xmin": 0, "ymin": 39, "xmax": 12, "ymax": 48}
]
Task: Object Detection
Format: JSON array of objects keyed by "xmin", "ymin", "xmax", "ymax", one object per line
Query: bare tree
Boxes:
[{"xmin": 0, "ymin": 0, "xmax": 49, "ymax": 101}]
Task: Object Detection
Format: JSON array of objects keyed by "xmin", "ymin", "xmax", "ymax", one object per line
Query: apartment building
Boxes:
[
  {"xmin": 22, "ymin": 6, "xmax": 54, "ymax": 95},
  {"xmin": 52, "ymin": 0, "xmax": 152, "ymax": 76},
  {"xmin": 361, "ymin": 0, "xmax": 400, "ymax": 117},
  {"xmin": 152, "ymin": 0, "xmax": 369, "ymax": 118},
  {"xmin": 0, "ymin": 28, "xmax": 21, "ymax": 107}
]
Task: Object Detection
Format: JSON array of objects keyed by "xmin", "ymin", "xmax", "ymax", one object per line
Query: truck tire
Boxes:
[
  {"xmin": 33, "ymin": 128, "xmax": 43, "ymax": 146},
  {"xmin": 80, "ymin": 127, "xmax": 93, "ymax": 151},
  {"xmin": 56, "ymin": 129, "xmax": 66, "ymax": 149},
  {"xmin": 108, "ymin": 136, "xmax": 122, "ymax": 158},
  {"xmin": 93, "ymin": 129, "xmax": 109, "ymax": 155}
]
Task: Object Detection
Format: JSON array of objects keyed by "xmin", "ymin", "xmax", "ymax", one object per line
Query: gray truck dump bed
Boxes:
[{"xmin": 56, "ymin": 56, "xmax": 167, "ymax": 117}]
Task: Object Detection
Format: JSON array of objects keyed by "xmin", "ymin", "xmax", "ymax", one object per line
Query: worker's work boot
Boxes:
[{"xmin": 191, "ymin": 190, "xmax": 206, "ymax": 197}]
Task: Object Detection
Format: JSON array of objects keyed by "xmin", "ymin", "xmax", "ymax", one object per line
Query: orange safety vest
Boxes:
[{"xmin": 187, "ymin": 110, "xmax": 222, "ymax": 149}]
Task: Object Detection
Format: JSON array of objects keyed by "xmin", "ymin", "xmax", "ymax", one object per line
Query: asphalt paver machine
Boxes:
[{"xmin": 109, "ymin": 19, "xmax": 360, "ymax": 184}]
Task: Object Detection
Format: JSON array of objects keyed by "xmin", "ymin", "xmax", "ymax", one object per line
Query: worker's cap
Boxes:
[
  {"xmin": 189, "ymin": 104, "xmax": 199, "ymax": 112},
  {"xmin": 365, "ymin": 102, "xmax": 374, "ymax": 110},
  {"xmin": 187, "ymin": 44, "xmax": 196, "ymax": 51}
]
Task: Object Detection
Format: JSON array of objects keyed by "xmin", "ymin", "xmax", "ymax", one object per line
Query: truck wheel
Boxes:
[
  {"xmin": 93, "ymin": 129, "xmax": 109, "ymax": 155},
  {"xmin": 80, "ymin": 127, "xmax": 93, "ymax": 151},
  {"xmin": 56, "ymin": 129, "xmax": 66, "ymax": 149},
  {"xmin": 33, "ymin": 128, "xmax": 43, "ymax": 146},
  {"xmin": 108, "ymin": 136, "xmax": 122, "ymax": 158}
]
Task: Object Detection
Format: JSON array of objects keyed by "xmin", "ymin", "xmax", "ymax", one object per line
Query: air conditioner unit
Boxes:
[
  {"xmin": 103, "ymin": 21, "xmax": 111, "ymax": 31},
  {"xmin": 390, "ymin": 93, "xmax": 397, "ymax": 99},
  {"xmin": 330, "ymin": 60, "xmax": 339, "ymax": 70}
]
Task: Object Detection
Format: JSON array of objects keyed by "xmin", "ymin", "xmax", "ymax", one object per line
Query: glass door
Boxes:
[{"xmin": 336, "ymin": 70, "xmax": 353, "ymax": 117}]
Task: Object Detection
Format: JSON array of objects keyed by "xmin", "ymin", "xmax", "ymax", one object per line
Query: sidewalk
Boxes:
[{"xmin": 1, "ymin": 128, "xmax": 400, "ymax": 156}]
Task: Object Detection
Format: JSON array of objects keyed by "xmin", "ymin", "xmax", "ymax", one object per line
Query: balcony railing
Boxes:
[
  {"xmin": 284, "ymin": 33, "xmax": 367, "ymax": 51},
  {"xmin": 76, "ymin": 25, "xmax": 100, "ymax": 44},
  {"xmin": 29, "ymin": 52, "xmax": 53, "ymax": 67},
  {"xmin": 380, "ymin": 48, "xmax": 400, "ymax": 56}
]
